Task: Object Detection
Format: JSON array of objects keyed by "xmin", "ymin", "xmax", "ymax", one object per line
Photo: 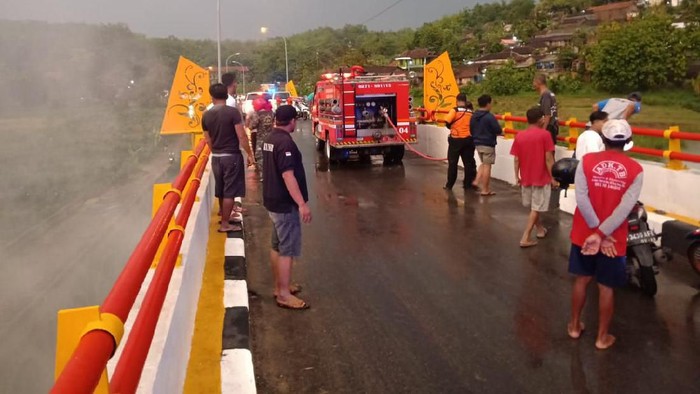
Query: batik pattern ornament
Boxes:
[
  {"xmin": 160, "ymin": 56, "xmax": 212, "ymax": 135},
  {"xmin": 423, "ymin": 51, "xmax": 459, "ymax": 123}
]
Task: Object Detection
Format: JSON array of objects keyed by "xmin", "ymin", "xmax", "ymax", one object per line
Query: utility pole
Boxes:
[{"xmin": 216, "ymin": 0, "xmax": 222, "ymax": 82}]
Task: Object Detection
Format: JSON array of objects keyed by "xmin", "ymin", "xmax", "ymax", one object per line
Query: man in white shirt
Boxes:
[
  {"xmin": 576, "ymin": 111, "xmax": 608, "ymax": 159},
  {"xmin": 206, "ymin": 73, "xmax": 238, "ymax": 110}
]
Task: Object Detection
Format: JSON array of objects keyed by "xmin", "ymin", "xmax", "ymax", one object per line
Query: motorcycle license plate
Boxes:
[{"xmin": 627, "ymin": 230, "xmax": 656, "ymax": 245}]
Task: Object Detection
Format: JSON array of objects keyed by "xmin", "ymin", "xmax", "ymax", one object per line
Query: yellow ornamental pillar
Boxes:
[
  {"xmin": 568, "ymin": 117, "xmax": 579, "ymax": 151},
  {"xmin": 504, "ymin": 112, "xmax": 514, "ymax": 140},
  {"xmin": 55, "ymin": 306, "xmax": 114, "ymax": 393},
  {"xmin": 664, "ymin": 126, "xmax": 686, "ymax": 170}
]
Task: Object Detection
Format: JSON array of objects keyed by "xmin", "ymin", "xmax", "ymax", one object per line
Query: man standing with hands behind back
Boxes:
[
  {"xmin": 263, "ymin": 105, "xmax": 312, "ymax": 310},
  {"xmin": 568, "ymin": 119, "xmax": 643, "ymax": 350}
]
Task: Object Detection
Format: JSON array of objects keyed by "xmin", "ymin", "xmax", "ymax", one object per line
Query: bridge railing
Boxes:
[
  {"xmin": 416, "ymin": 108, "xmax": 700, "ymax": 169},
  {"xmin": 51, "ymin": 139, "xmax": 211, "ymax": 394}
]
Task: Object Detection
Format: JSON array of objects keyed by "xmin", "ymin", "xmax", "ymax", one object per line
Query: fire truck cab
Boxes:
[{"xmin": 311, "ymin": 70, "xmax": 417, "ymax": 164}]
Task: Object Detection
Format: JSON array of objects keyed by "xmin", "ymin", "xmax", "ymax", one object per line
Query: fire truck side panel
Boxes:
[{"xmin": 312, "ymin": 77, "xmax": 417, "ymax": 152}]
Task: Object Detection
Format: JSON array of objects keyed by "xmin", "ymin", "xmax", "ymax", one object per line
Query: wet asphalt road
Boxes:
[{"xmin": 244, "ymin": 122, "xmax": 700, "ymax": 394}]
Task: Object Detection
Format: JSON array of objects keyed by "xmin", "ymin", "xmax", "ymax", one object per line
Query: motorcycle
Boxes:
[
  {"xmin": 687, "ymin": 228, "xmax": 700, "ymax": 275},
  {"xmin": 294, "ymin": 101, "xmax": 310, "ymax": 120},
  {"xmin": 625, "ymin": 201, "xmax": 672, "ymax": 297}
]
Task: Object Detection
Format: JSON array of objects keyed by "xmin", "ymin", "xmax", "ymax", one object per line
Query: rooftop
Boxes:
[
  {"xmin": 588, "ymin": 1, "xmax": 637, "ymax": 12},
  {"xmin": 396, "ymin": 48, "xmax": 437, "ymax": 59}
]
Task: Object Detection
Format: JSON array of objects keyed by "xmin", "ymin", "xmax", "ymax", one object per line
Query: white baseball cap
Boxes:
[
  {"xmin": 602, "ymin": 119, "xmax": 634, "ymax": 151},
  {"xmin": 602, "ymin": 119, "xmax": 632, "ymax": 141}
]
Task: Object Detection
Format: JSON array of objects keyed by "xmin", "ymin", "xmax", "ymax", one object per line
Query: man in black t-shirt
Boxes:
[
  {"xmin": 534, "ymin": 74, "xmax": 559, "ymax": 145},
  {"xmin": 202, "ymin": 83, "xmax": 255, "ymax": 233},
  {"xmin": 263, "ymin": 105, "xmax": 311, "ymax": 310}
]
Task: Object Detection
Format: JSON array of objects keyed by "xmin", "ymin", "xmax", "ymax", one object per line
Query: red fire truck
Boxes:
[{"xmin": 311, "ymin": 70, "xmax": 417, "ymax": 164}]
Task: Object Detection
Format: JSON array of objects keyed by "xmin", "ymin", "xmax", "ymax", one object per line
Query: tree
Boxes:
[
  {"xmin": 482, "ymin": 62, "xmax": 534, "ymax": 95},
  {"xmin": 589, "ymin": 14, "xmax": 688, "ymax": 92},
  {"xmin": 557, "ymin": 47, "xmax": 578, "ymax": 71}
]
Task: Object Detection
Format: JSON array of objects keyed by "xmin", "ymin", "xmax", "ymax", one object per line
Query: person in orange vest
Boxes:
[{"xmin": 443, "ymin": 93, "xmax": 476, "ymax": 190}]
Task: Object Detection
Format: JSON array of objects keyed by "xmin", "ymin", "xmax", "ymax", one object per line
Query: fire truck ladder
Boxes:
[{"xmin": 342, "ymin": 77, "xmax": 356, "ymax": 139}]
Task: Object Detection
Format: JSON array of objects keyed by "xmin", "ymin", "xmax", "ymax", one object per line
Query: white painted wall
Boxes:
[
  {"xmin": 416, "ymin": 124, "xmax": 700, "ymax": 221},
  {"xmin": 107, "ymin": 161, "xmax": 215, "ymax": 394}
]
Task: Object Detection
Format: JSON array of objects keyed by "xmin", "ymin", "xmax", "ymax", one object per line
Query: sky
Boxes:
[{"xmin": 0, "ymin": 0, "xmax": 493, "ymax": 40}]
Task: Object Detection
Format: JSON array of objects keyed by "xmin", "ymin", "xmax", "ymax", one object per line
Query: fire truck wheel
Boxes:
[
  {"xmin": 315, "ymin": 137, "xmax": 325, "ymax": 152},
  {"xmin": 324, "ymin": 139, "xmax": 337, "ymax": 163},
  {"xmin": 383, "ymin": 145, "xmax": 405, "ymax": 165}
]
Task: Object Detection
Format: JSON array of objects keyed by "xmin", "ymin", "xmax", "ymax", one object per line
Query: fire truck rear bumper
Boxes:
[{"xmin": 332, "ymin": 139, "xmax": 417, "ymax": 149}]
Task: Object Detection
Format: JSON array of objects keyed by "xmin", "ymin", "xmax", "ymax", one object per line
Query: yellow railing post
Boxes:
[
  {"xmin": 567, "ymin": 117, "xmax": 579, "ymax": 151},
  {"xmin": 55, "ymin": 306, "xmax": 110, "ymax": 393},
  {"xmin": 192, "ymin": 132, "xmax": 205, "ymax": 152},
  {"xmin": 151, "ymin": 183, "xmax": 183, "ymax": 268},
  {"xmin": 664, "ymin": 126, "xmax": 686, "ymax": 170},
  {"xmin": 504, "ymin": 112, "xmax": 514, "ymax": 140}
]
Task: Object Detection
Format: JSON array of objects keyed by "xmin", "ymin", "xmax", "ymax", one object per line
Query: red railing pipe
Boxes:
[
  {"xmin": 102, "ymin": 140, "xmax": 204, "ymax": 321},
  {"xmin": 110, "ymin": 149, "xmax": 209, "ymax": 393},
  {"xmin": 51, "ymin": 139, "xmax": 207, "ymax": 394}
]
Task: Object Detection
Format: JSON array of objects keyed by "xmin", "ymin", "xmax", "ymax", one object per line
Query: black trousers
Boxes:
[{"xmin": 446, "ymin": 136, "xmax": 476, "ymax": 189}]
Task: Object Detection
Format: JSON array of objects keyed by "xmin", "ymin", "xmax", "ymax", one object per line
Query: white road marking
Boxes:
[{"xmin": 225, "ymin": 238, "xmax": 245, "ymax": 257}]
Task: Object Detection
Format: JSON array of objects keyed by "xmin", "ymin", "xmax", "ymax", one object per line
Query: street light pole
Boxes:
[
  {"xmin": 261, "ymin": 27, "xmax": 289, "ymax": 85},
  {"xmin": 229, "ymin": 60, "xmax": 247, "ymax": 94},
  {"xmin": 216, "ymin": 0, "xmax": 222, "ymax": 82},
  {"xmin": 283, "ymin": 36, "xmax": 289, "ymax": 84},
  {"xmin": 225, "ymin": 52, "xmax": 241, "ymax": 73}
]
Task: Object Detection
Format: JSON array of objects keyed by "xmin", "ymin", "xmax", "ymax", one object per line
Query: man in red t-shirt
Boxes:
[
  {"xmin": 567, "ymin": 119, "xmax": 643, "ymax": 350},
  {"xmin": 510, "ymin": 107, "xmax": 557, "ymax": 247}
]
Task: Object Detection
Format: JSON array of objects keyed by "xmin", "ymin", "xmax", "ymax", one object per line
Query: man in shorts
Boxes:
[
  {"xmin": 510, "ymin": 107, "xmax": 557, "ymax": 248},
  {"xmin": 202, "ymin": 83, "xmax": 255, "ymax": 233},
  {"xmin": 471, "ymin": 94, "xmax": 503, "ymax": 196},
  {"xmin": 263, "ymin": 105, "xmax": 312, "ymax": 310},
  {"xmin": 568, "ymin": 119, "xmax": 643, "ymax": 350}
]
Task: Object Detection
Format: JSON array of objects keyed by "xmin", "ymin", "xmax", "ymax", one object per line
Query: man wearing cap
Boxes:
[
  {"xmin": 203, "ymin": 83, "xmax": 255, "ymax": 233},
  {"xmin": 263, "ymin": 105, "xmax": 311, "ymax": 310},
  {"xmin": 592, "ymin": 93, "xmax": 642, "ymax": 121},
  {"xmin": 568, "ymin": 119, "xmax": 643, "ymax": 350}
]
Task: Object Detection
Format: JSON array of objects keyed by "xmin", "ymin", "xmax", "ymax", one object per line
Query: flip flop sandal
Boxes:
[
  {"xmin": 276, "ymin": 300, "xmax": 310, "ymax": 310},
  {"xmin": 536, "ymin": 228, "xmax": 548, "ymax": 239},
  {"xmin": 480, "ymin": 191, "xmax": 496, "ymax": 196},
  {"xmin": 218, "ymin": 226, "xmax": 242, "ymax": 233},
  {"xmin": 218, "ymin": 218, "xmax": 243, "ymax": 224},
  {"xmin": 520, "ymin": 241, "xmax": 538, "ymax": 248},
  {"xmin": 272, "ymin": 284, "xmax": 302, "ymax": 299}
]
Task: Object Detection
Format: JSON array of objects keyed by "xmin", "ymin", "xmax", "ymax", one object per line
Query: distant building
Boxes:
[
  {"xmin": 472, "ymin": 49, "xmax": 531, "ymax": 66},
  {"xmin": 557, "ymin": 14, "xmax": 599, "ymax": 32},
  {"xmin": 587, "ymin": 1, "xmax": 639, "ymax": 23},
  {"xmin": 454, "ymin": 64, "xmax": 483, "ymax": 85},
  {"xmin": 394, "ymin": 48, "xmax": 438, "ymax": 71},
  {"xmin": 535, "ymin": 54, "xmax": 560, "ymax": 73},
  {"xmin": 648, "ymin": 0, "xmax": 681, "ymax": 6},
  {"xmin": 527, "ymin": 33, "xmax": 574, "ymax": 52}
]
